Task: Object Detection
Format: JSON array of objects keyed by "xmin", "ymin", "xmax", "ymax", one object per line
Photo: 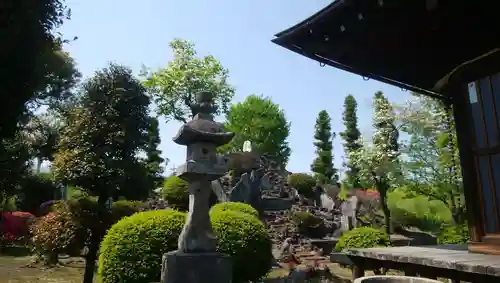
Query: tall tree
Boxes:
[
  {"xmin": 374, "ymin": 92, "xmax": 399, "ymax": 157},
  {"xmin": 219, "ymin": 95, "xmax": 291, "ymax": 168},
  {"xmin": 1, "ymin": 0, "xmax": 72, "ymax": 138},
  {"xmin": 339, "ymin": 95, "xmax": 362, "ymax": 188},
  {"xmin": 143, "ymin": 116, "xmax": 166, "ymax": 193},
  {"xmin": 142, "ymin": 39, "xmax": 235, "ymax": 123},
  {"xmin": 311, "ymin": 110, "xmax": 337, "ymax": 183},
  {"xmin": 397, "ymin": 94, "xmax": 464, "ymax": 223},
  {"xmin": 52, "ymin": 63, "xmax": 150, "ymax": 283},
  {"xmin": 28, "ymin": 49, "xmax": 81, "ymax": 113},
  {"xmin": 349, "ymin": 92, "xmax": 400, "ymax": 234}
]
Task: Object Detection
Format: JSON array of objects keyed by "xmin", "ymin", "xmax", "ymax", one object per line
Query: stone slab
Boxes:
[
  {"xmin": 353, "ymin": 275, "xmax": 441, "ymax": 283},
  {"xmin": 343, "ymin": 245, "xmax": 500, "ymax": 276},
  {"xmin": 161, "ymin": 251, "xmax": 232, "ymax": 283}
]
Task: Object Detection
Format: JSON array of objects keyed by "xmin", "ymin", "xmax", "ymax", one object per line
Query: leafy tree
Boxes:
[
  {"xmin": 349, "ymin": 92, "xmax": 400, "ymax": 234},
  {"xmin": 339, "ymin": 95, "xmax": 362, "ymax": 188},
  {"xmin": 23, "ymin": 111, "xmax": 62, "ymax": 173},
  {"xmin": 1, "ymin": 0, "xmax": 71, "ymax": 139},
  {"xmin": 52, "ymin": 63, "xmax": 150, "ymax": 283},
  {"xmin": 374, "ymin": 92, "xmax": 399, "ymax": 157},
  {"xmin": 143, "ymin": 116, "xmax": 166, "ymax": 192},
  {"xmin": 219, "ymin": 95, "xmax": 291, "ymax": 168},
  {"xmin": 142, "ymin": 39, "xmax": 235, "ymax": 123},
  {"xmin": 311, "ymin": 110, "xmax": 337, "ymax": 183},
  {"xmin": 397, "ymin": 94, "xmax": 464, "ymax": 223},
  {"xmin": 29, "ymin": 49, "xmax": 81, "ymax": 112},
  {"xmin": 0, "ymin": 135, "xmax": 32, "ymax": 210}
]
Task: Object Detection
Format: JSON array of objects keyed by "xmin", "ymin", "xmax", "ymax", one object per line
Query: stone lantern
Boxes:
[{"xmin": 161, "ymin": 91, "xmax": 234, "ymax": 283}]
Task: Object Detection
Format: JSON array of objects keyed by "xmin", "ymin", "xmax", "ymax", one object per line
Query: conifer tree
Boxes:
[
  {"xmin": 339, "ymin": 95, "xmax": 361, "ymax": 188},
  {"xmin": 144, "ymin": 116, "xmax": 165, "ymax": 191},
  {"xmin": 311, "ymin": 110, "xmax": 337, "ymax": 183}
]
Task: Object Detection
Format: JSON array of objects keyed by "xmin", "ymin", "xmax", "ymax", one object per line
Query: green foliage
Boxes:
[
  {"xmin": 211, "ymin": 210, "xmax": 273, "ymax": 283},
  {"xmin": 287, "ymin": 173, "xmax": 316, "ymax": 197},
  {"xmin": 219, "ymin": 94, "xmax": 291, "ymax": 168},
  {"xmin": 291, "ymin": 211, "xmax": 326, "ymax": 238},
  {"xmin": 311, "ymin": 110, "xmax": 337, "ymax": 183},
  {"xmin": 24, "ymin": 112, "xmax": 64, "ymax": 171},
  {"xmin": 388, "ymin": 190, "xmax": 452, "ymax": 232},
  {"xmin": 142, "ymin": 116, "xmax": 165, "ymax": 193},
  {"xmin": 52, "ymin": 63, "xmax": 151, "ymax": 198},
  {"xmin": 335, "ymin": 227, "xmax": 390, "ymax": 252},
  {"xmin": 98, "ymin": 209, "xmax": 186, "ymax": 283},
  {"xmin": 210, "ymin": 202, "xmax": 259, "ymax": 218},
  {"xmin": 439, "ymin": 224, "xmax": 469, "ymax": 244},
  {"xmin": 33, "ymin": 197, "xmax": 146, "ymax": 255},
  {"xmin": 0, "ymin": 134, "xmax": 32, "ymax": 204},
  {"xmin": 397, "ymin": 95, "xmax": 464, "ymax": 223},
  {"xmin": 30, "ymin": 208, "xmax": 82, "ymax": 263},
  {"xmin": 17, "ymin": 174, "xmax": 58, "ymax": 214},
  {"xmin": 98, "ymin": 209, "xmax": 272, "ymax": 283},
  {"xmin": 61, "ymin": 198, "xmax": 144, "ymax": 231},
  {"xmin": 0, "ymin": 196, "xmax": 17, "ymax": 212},
  {"xmin": 142, "ymin": 39, "xmax": 235, "ymax": 123},
  {"xmin": 1, "ymin": 0, "xmax": 70, "ymax": 139},
  {"xmin": 340, "ymin": 95, "xmax": 362, "ymax": 188},
  {"xmin": 162, "ymin": 176, "xmax": 189, "ymax": 211},
  {"xmin": 110, "ymin": 200, "xmax": 145, "ymax": 221},
  {"xmin": 348, "ymin": 91, "xmax": 401, "ymax": 234}
]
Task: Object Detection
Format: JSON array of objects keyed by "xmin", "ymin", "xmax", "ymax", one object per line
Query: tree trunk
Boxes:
[
  {"xmin": 82, "ymin": 193, "xmax": 108, "ymax": 283},
  {"xmin": 377, "ymin": 183, "xmax": 391, "ymax": 235}
]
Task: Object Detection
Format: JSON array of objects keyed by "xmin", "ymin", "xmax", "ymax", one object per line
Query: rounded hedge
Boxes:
[
  {"xmin": 211, "ymin": 210, "xmax": 272, "ymax": 283},
  {"xmin": 98, "ymin": 209, "xmax": 273, "ymax": 283},
  {"xmin": 209, "ymin": 202, "xmax": 259, "ymax": 218},
  {"xmin": 335, "ymin": 227, "xmax": 390, "ymax": 252},
  {"xmin": 291, "ymin": 211, "xmax": 326, "ymax": 238},
  {"xmin": 98, "ymin": 209, "xmax": 186, "ymax": 283},
  {"xmin": 287, "ymin": 173, "xmax": 316, "ymax": 197},
  {"xmin": 162, "ymin": 176, "xmax": 189, "ymax": 211}
]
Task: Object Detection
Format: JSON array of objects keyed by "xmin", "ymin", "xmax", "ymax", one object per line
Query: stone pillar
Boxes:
[{"xmin": 161, "ymin": 92, "xmax": 235, "ymax": 283}]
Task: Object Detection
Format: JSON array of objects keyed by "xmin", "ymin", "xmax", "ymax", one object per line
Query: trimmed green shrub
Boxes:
[
  {"xmin": 388, "ymin": 190, "xmax": 452, "ymax": 232},
  {"xmin": 98, "ymin": 209, "xmax": 273, "ymax": 283},
  {"xmin": 98, "ymin": 209, "xmax": 186, "ymax": 283},
  {"xmin": 287, "ymin": 173, "xmax": 316, "ymax": 197},
  {"xmin": 291, "ymin": 211, "xmax": 326, "ymax": 238},
  {"xmin": 210, "ymin": 202, "xmax": 259, "ymax": 218},
  {"xmin": 163, "ymin": 176, "xmax": 189, "ymax": 211},
  {"xmin": 111, "ymin": 200, "xmax": 145, "ymax": 220},
  {"xmin": 30, "ymin": 209, "xmax": 82, "ymax": 264},
  {"xmin": 335, "ymin": 227, "xmax": 390, "ymax": 252},
  {"xmin": 439, "ymin": 224, "xmax": 469, "ymax": 244},
  {"xmin": 35, "ymin": 197, "xmax": 145, "ymax": 255},
  {"xmin": 211, "ymin": 210, "xmax": 273, "ymax": 283}
]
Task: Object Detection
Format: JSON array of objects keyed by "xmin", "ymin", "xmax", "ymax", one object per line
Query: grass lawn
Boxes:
[{"xmin": 0, "ymin": 248, "xmax": 94, "ymax": 283}]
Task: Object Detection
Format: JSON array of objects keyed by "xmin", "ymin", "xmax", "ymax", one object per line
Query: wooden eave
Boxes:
[{"xmin": 272, "ymin": 0, "xmax": 500, "ymax": 99}]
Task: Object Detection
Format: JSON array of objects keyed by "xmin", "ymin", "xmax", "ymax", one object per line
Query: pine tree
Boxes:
[
  {"xmin": 144, "ymin": 117, "xmax": 165, "ymax": 191},
  {"xmin": 339, "ymin": 95, "xmax": 361, "ymax": 188},
  {"xmin": 311, "ymin": 110, "xmax": 337, "ymax": 183}
]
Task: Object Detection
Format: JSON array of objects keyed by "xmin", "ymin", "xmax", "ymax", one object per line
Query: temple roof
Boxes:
[{"xmin": 273, "ymin": 0, "xmax": 500, "ymax": 98}]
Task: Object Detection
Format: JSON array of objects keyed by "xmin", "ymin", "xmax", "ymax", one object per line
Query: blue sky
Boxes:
[{"xmin": 58, "ymin": 0, "xmax": 412, "ymax": 176}]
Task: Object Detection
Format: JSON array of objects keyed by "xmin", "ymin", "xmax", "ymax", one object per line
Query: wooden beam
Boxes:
[{"xmin": 448, "ymin": 84, "xmax": 485, "ymax": 242}]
